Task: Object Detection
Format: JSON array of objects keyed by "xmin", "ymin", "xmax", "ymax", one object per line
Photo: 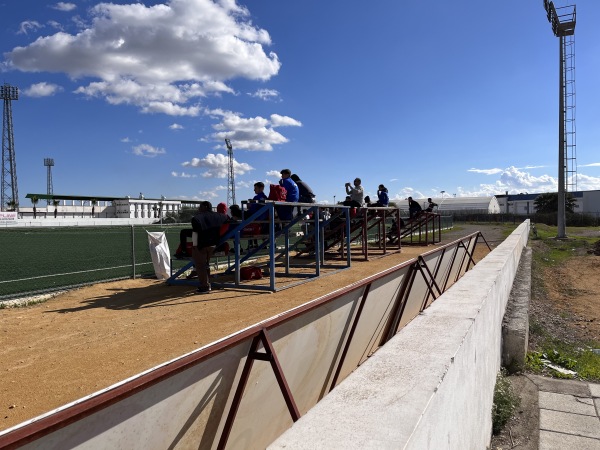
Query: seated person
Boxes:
[
  {"xmin": 375, "ymin": 184, "xmax": 389, "ymax": 207},
  {"xmin": 408, "ymin": 197, "xmax": 422, "ymax": 219},
  {"xmin": 277, "ymin": 168, "xmax": 299, "ymax": 221},
  {"xmin": 425, "ymin": 198, "xmax": 438, "ymax": 212}
]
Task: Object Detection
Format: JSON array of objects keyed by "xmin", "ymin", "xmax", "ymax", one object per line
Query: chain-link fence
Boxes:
[
  {"xmin": 0, "ymin": 224, "xmax": 187, "ymax": 300},
  {"xmin": 0, "ymin": 215, "xmax": 456, "ymax": 301}
]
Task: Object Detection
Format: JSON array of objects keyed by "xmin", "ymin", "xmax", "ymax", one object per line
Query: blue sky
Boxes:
[{"xmin": 2, "ymin": 0, "xmax": 600, "ymax": 207}]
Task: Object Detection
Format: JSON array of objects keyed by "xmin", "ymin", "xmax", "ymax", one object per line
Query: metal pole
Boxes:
[
  {"xmin": 131, "ymin": 225, "xmax": 136, "ymax": 279},
  {"xmin": 557, "ymin": 35, "xmax": 566, "ymax": 238}
]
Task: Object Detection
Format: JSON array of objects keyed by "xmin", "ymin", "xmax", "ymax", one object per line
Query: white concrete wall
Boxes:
[
  {"xmin": 271, "ymin": 220, "xmax": 530, "ymax": 450},
  {"xmin": 0, "ymin": 218, "xmax": 160, "ymax": 228}
]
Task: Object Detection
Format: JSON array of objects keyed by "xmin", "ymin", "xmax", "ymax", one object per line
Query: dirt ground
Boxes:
[
  {"xmin": 1, "ymin": 224, "xmax": 505, "ymax": 431},
  {"xmin": 490, "ymin": 230, "xmax": 600, "ymax": 450}
]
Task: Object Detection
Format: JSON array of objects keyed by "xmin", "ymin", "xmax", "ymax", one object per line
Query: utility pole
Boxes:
[
  {"xmin": 225, "ymin": 138, "xmax": 235, "ymax": 206},
  {"xmin": 1, "ymin": 84, "xmax": 19, "ymax": 212}
]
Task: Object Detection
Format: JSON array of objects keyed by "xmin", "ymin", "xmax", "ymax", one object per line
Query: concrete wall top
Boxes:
[{"xmin": 270, "ymin": 221, "xmax": 530, "ymax": 449}]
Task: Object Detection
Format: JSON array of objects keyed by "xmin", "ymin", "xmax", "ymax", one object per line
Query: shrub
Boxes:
[{"xmin": 491, "ymin": 369, "xmax": 520, "ymax": 435}]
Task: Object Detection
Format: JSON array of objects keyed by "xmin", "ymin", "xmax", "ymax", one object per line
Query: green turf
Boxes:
[{"xmin": 0, "ymin": 225, "xmax": 186, "ymax": 299}]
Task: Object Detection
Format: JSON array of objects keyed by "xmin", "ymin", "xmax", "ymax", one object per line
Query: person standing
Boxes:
[
  {"xmin": 191, "ymin": 201, "xmax": 229, "ymax": 294},
  {"xmin": 345, "ymin": 178, "xmax": 364, "ymax": 207},
  {"xmin": 278, "ymin": 169, "xmax": 299, "ymax": 220}
]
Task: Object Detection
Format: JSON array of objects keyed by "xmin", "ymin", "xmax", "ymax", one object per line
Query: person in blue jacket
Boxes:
[
  {"xmin": 277, "ymin": 169, "xmax": 299, "ymax": 220},
  {"xmin": 375, "ymin": 184, "xmax": 389, "ymax": 207}
]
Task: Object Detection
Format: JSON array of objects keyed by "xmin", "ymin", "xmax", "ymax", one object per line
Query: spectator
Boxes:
[
  {"xmin": 408, "ymin": 196, "xmax": 422, "ymax": 219},
  {"xmin": 248, "ymin": 181, "xmax": 268, "ymax": 219},
  {"xmin": 425, "ymin": 198, "xmax": 438, "ymax": 212},
  {"xmin": 344, "ymin": 178, "xmax": 364, "ymax": 207},
  {"xmin": 278, "ymin": 169, "xmax": 299, "ymax": 221},
  {"xmin": 291, "ymin": 174, "xmax": 316, "ymax": 204},
  {"xmin": 375, "ymin": 184, "xmax": 389, "ymax": 207},
  {"xmin": 229, "ymin": 204, "xmax": 243, "ymax": 220},
  {"xmin": 191, "ymin": 201, "xmax": 229, "ymax": 294},
  {"xmin": 176, "ymin": 202, "xmax": 227, "ymax": 258},
  {"xmin": 247, "ymin": 182, "xmax": 268, "ymax": 249}
]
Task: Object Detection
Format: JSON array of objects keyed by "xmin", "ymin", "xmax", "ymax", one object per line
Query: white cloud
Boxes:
[
  {"xmin": 171, "ymin": 171, "xmax": 196, "ymax": 178},
  {"xmin": 6, "ymin": 0, "xmax": 280, "ymax": 114},
  {"xmin": 270, "ymin": 114, "xmax": 302, "ymax": 127},
  {"xmin": 132, "ymin": 143, "xmax": 166, "ymax": 157},
  {"xmin": 575, "ymin": 173, "xmax": 600, "ymax": 191},
  {"xmin": 18, "ymin": 21, "xmax": 42, "ymax": 35},
  {"xmin": 181, "ymin": 152, "xmax": 253, "ymax": 178},
  {"xmin": 266, "ymin": 170, "xmax": 281, "ymax": 179},
  {"xmin": 249, "ymin": 88, "xmax": 280, "ymax": 101},
  {"xmin": 580, "ymin": 162, "xmax": 600, "ymax": 167},
  {"xmin": 23, "ymin": 82, "xmax": 62, "ymax": 97},
  {"xmin": 121, "ymin": 137, "xmax": 132, "ymax": 143},
  {"xmin": 51, "ymin": 2, "xmax": 76, "ymax": 12},
  {"xmin": 169, "ymin": 123, "xmax": 184, "ymax": 130},
  {"xmin": 467, "ymin": 167, "xmax": 504, "ymax": 175},
  {"xmin": 197, "ymin": 190, "xmax": 219, "ymax": 199},
  {"xmin": 207, "ymin": 109, "xmax": 302, "ymax": 151}
]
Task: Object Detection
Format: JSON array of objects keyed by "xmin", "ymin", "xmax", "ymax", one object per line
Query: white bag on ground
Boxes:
[{"xmin": 147, "ymin": 231, "xmax": 171, "ymax": 280}]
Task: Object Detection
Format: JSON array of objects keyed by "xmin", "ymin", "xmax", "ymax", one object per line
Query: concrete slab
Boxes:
[
  {"xmin": 539, "ymin": 391, "xmax": 596, "ymax": 416},
  {"xmin": 539, "ymin": 430, "xmax": 600, "ymax": 450},
  {"xmin": 540, "ymin": 409, "xmax": 600, "ymax": 439},
  {"xmin": 589, "ymin": 383, "xmax": 600, "ymax": 398},
  {"xmin": 529, "ymin": 374, "xmax": 590, "ymax": 397}
]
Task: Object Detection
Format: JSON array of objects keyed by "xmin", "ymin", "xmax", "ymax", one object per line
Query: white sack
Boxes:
[{"xmin": 147, "ymin": 231, "xmax": 171, "ymax": 280}]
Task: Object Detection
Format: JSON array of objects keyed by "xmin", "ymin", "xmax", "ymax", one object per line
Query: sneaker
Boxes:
[{"xmin": 196, "ymin": 285, "xmax": 211, "ymax": 294}]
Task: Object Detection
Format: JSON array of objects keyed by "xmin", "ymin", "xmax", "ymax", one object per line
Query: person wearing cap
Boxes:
[{"xmin": 277, "ymin": 169, "xmax": 299, "ymax": 220}]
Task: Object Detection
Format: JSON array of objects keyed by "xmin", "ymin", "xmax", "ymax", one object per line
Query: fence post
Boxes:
[{"xmin": 131, "ymin": 225, "xmax": 136, "ymax": 279}]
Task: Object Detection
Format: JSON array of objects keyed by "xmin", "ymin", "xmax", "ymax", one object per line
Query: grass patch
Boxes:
[
  {"xmin": 530, "ymin": 224, "xmax": 598, "ymax": 268},
  {"xmin": 526, "ymin": 341, "xmax": 600, "ymax": 381}
]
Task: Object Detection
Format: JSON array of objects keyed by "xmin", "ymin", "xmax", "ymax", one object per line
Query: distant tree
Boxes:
[
  {"xmin": 534, "ymin": 193, "xmax": 576, "ymax": 214},
  {"xmin": 91, "ymin": 199, "xmax": 98, "ymax": 217},
  {"xmin": 31, "ymin": 195, "xmax": 38, "ymax": 219}
]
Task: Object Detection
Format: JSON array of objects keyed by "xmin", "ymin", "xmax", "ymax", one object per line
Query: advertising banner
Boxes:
[{"xmin": 0, "ymin": 212, "xmax": 17, "ymax": 222}]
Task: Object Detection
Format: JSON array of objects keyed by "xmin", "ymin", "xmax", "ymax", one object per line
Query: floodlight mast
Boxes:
[
  {"xmin": 1, "ymin": 84, "xmax": 19, "ymax": 212},
  {"xmin": 44, "ymin": 158, "xmax": 54, "ymax": 205},
  {"xmin": 225, "ymin": 138, "xmax": 235, "ymax": 206},
  {"xmin": 542, "ymin": 1, "xmax": 576, "ymax": 239}
]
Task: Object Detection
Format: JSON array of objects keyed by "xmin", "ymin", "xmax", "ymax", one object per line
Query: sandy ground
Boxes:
[{"xmin": 0, "ymin": 225, "xmax": 502, "ymax": 431}]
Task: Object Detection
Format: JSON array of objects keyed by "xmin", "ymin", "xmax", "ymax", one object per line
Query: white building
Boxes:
[
  {"xmin": 495, "ymin": 190, "xmax": 600, "ymax": 216},
  {"xmin": 15, "ymin": 194, "xmax": 192, "ymax": 220},
  {"xmin": 396, "ymin": 196, "xmax": 501, "ymax": 214}
]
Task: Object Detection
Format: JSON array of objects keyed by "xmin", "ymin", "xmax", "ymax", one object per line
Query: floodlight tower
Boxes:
[
  {"xmin": 542, "ymin": 0, "xmax": 576, "ymax": 239},
  {"xmin": 225, "ymin": 138, "xmax": 236, "ymax": 206},
  {"xmin": 1, "ymin": 83, "xmax": 19, "ymax": 212},
  {"xmin": 44, "ymin": 158, "xmax": 54, "ymax": 205}
]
